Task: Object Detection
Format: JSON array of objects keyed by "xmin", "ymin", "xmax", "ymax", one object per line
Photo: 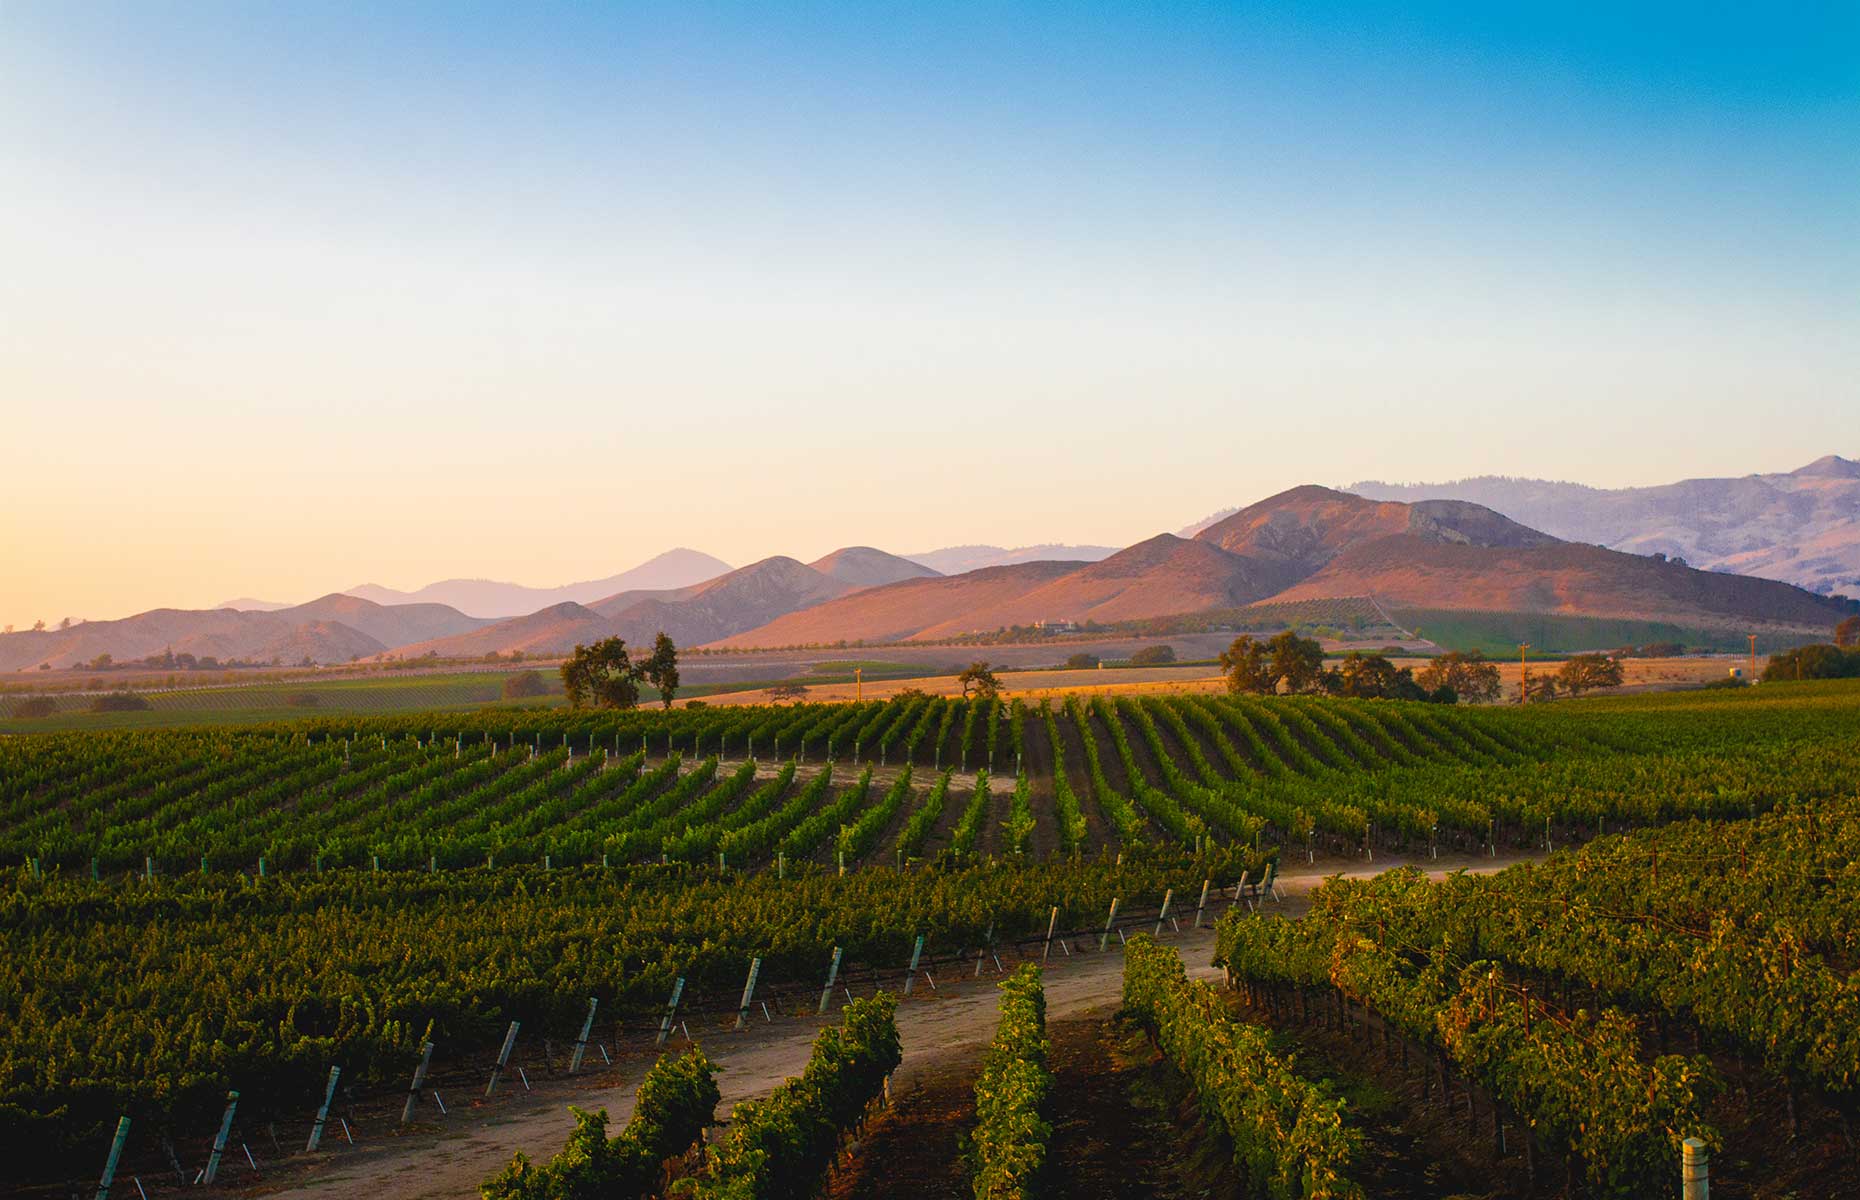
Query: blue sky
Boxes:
[{"xmin": 2, "ymin": 2, "xmax": 1855, "ymax": 623}]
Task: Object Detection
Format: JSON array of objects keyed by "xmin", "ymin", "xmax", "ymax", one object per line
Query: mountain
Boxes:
[
  {"xmin": 0, "ymin": 592, "xmax": 486, "ymax": 671},
  {"xmin": 809, "ymin": 547, "xmax": 941, "ymax": 589},
  {"xmin": 345, "ymin": 549, "xmax": 733, "ymax": 617},
  {"xmin": 395, "ymin": 556, "xmax": 857, "ymax": 659},
  {"xmin": 385, "ymin": 602, "xmax": 615, "ymax": 660},
  {"xmin": 710, "ymin": 561, "xmax": 1083, "ymax": 647},
  {"xmin": 904, "ymin": 544, "xmax": 1118, "ymax": 575},
  {"xmin": 1346, "ymin": 455, "xmax": 1860, "ymax": 596},
  {"xmin": 216, "ymin": 597, "xmax": 293, "ymax": 612},
  {"xmin": 718, "ymin": 485, "xmax": 1850, "ymax": 648}
]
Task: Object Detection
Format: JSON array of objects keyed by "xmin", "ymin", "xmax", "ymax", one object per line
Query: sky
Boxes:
[{"xmin": 2, "ymin": 2, "xmax": 1856, "ymax": 627}]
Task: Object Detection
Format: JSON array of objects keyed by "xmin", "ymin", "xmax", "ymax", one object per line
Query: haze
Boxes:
[{"xmin": 3, "ymin": 2, "xmax": 1855, "ymax": 629}]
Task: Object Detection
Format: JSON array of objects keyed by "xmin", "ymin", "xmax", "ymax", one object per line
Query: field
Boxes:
[{"xmin": 4, "ymin": 680, "xmax": 1858, "ymax": 1198}]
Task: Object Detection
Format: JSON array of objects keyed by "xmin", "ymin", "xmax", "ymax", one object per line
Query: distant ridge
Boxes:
[
  {"xmin": 904, "ymin": 544, "xmax": 1117, "ymax": 574},
  {"xmin": 1347, "ymin": 454, "xmax": 1860, "ymax": 596},
  {"xmin": 345, "ymin": 548, "xmax": 733, "ymax": 617}
]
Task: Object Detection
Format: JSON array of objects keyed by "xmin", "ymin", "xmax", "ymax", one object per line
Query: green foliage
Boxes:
[
  {"xmin": 1128, "ymin": 644, "xmax": 1175, "ymax": 666},
  {"xmin": 969, "ymin": 964, "xmax": 1051, "ymax": 1200},
  {"xmin": 1123, "ymin": 936, "xmax": 1362, "ymax": 1200},
  {"xmin": 502, "ymin": 671, "xmax": 549, "ymax": 700},
  {"xmin": 1556, "ymin": 652, "xmax": 1625, "ymax": 695},
  {"xmin": 482, "ymin": 1047, "xmax": 719, "ymax": 1199},
  {"xmin": 692, "ymin": 994, "xmax": 901, "ymax": 1199},
  {"xmin": 1764, "ymin": 643, "xmax": 1860, "ymax": 681},
  {"xmin": 561, "ymin": 638, "xmax": 640, "ymax": 710},
  {"xmin": 959, "ymin": 662, "xmax": 1003, "ymax": 701},
  {"xmin": 1413, "ymin": 650, "xmax": 1500, "ymax": 703}
]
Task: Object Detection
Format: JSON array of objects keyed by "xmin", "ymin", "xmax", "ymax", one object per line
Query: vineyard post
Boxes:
[
  {"xmin": 94, "ymin": 1115, "xmax": 130, "ymax": 1200},
  {"xmin": 1042, "ymin": 906, "xmax": 1060, "ymax": 962},
  {"xmin": 568, "ymin": 997, "xmax": 598, "ymax": 1073},
  {"xmin": 902, "ymin": 935, "xmax": 926, "ymax": 995},
  {"xmin": 975, "ymin": 923, "xmax": 993, "ymax": 977},
  {"xmin": 485, "ymin": 1021, "xmax": 520, "ymax": 1097},
  {"xmin": 202, "ymin": 1090, "xmax": 239, "ymax": 1184},
  {"xmin": 818, "ymin": 948, "xmax": 843, "ymax": 1014},
  {"xmin": 400, "ymin": 1043, "xmax": 433, "ymax": 1123},
  {"xmin": 734, "ymin": 959, "xmax": 762, "ymax": 1030},
  {"xmin": 656, "ymin": 977, "xmax": 686, "ymax": 1045},
  {"xmin": 1193, "ymin": 879, "xmax": 1211, "ymax": 928},
  {"xmin": 304, "ymin": 1066, "xmax": 340, "ymax": 1152},
  {"xmin": 1099, "ymin": 899, "xmax": 1120, "ymax": 952},
  {"xmin": 1154, "ymin": 888, "xmax": 1174, "ymax": 936},
  {"xmin": 144, "ymin": 856, "xmax": 153, "ymax": 881},
  {"xmin": 1682, "ymin": 1136, "xmax": 1709, "ymax": 1199}
]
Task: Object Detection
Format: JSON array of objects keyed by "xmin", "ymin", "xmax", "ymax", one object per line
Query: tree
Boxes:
[
  {"xmin": 1328, "ymin": 652, "xmax": 1427, "ymax": 701},
  {"xmin": 561, "ymin": 638, "xmax": 641, "ymax": 710},
  {"xmin": 1764, "ymin": 644, "xmax": 1860, "ymax": 682},
  {"xmin": 15, "ymin": 697, "xmax": 55, "ymax": 718},
  {"xmin": 1837, "ymin": 616, "xmax": 1860, "ymax": 649},
  {"xmin": 31, "ymin": 619, "xmax": 44, "ymax": 632},
  {"xmin": 1267, "ymin": 631, "xmax": 1326, "ymax": 694},
  {"xmin": 765, "ymin": 682, "xmax": 811, "ymax": 702},
  {"xmin": 502, "ymin": 670, "xmax": 549, "ymax": 700},
  {"xmin": 958, "ymin": 662, "xmax": 1003, "ymax": 700},
  {"xmin": 2, "ymin": 625, "xmax": 11, "ymax": 635},
  {"xmin": 1415, "ymin": 650, "xmax": 1501, "ymax": 704},
  {"xmin": 1521, "ymin": 675, "xmax": 1559, "ymax": 703},
  {"xmin": 1556, "ymin": 653, "xmax": 1624, "ymax": 696},
  {"xmin": 1219, "ymin": 636, "xmax": 1275, "ymax": 694},
  {"xmin": 638, "ymin": 633, "xmax": 680, "ymax": 709},
  {"xmin": 1130, "ymin": 644, "xmax": 1176, "ymax": 666},
  {"xmin": 58, "ymin": 617, "xmax": 71, "ymax": 630},
  {"xmin": 1063, "ymin": 653, "xmax": 1101, "ymax": 670}
]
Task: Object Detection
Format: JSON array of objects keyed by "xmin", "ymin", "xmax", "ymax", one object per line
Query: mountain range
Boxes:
[{"xmin": 5, "ymin": 457, "xmax": 1855, "ymax": 672}]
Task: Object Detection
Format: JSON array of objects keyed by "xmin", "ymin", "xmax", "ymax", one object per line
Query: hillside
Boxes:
[
  {"xmin": 809, "ymin": 546, "xmax": 941, "ymax": 588},
  {"xmin": 0, "ymin": 594, "xmax": 484, "ymax": 671},
  {"xmin": 718, "ymin": 485, "xmax": 1850, "ymax": 647},
  {"xmin": 346, "ymin": 548, "xmax": 733, "ymax": 617},
  {"xmin": 904, "ymin": 543, "xmax": 1117, "ymax": 574},
  {"xmin": 385, "ymin": 601, "xmax": 615, "ymax": 660},
  {"xmin": 1346, "ymin": 454, "xmax": 1860, "ymax": 596},
  {"xmin": 709, "ymin": 561, "xmax": 1084, "ymax": 646}
]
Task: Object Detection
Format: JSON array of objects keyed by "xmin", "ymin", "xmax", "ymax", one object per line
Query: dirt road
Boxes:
[{"xmin": 253, "ymin": 855, "xmax": 1518, "ymax": 1200}]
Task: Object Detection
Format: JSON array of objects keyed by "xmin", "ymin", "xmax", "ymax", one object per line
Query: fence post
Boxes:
[
  {"xmin": 94, "ymin": 1115, "xmax": 130, "ymax": 1200},
  {"xmin": 569, "ymin": 997, "xmax": 598, "ymax": 1074},
  {"xmin": 902, "ymin": 934, "xmax": 925, "ymax": 996},
  {"xmin": 202, "ymin": 1090, "xmax": 239, "ymax": 1184},
  {"xmin": 305, "ymin": 1066, "xmax": 341, "ymax": 1152},
  {"xmin": 975, "ymin": 923, "xmax": 994, "ymax": 977},
  {"xmin": 1154, "ymin": 888, "xmax": 1174, "ymax": 936},
  {"xmin": 1042, "ymin": 906, "xmax": 1060, "ymax": 962},
  {"xmin": 656, "ymin": 977, "xmax": 686, "ymax": 1045},
  {"xmin": 818, "ymin": 947, "xmax": 843, "ymax": 1014},
  {"xmin": 401, "ymin": 1043, "xmax": 433, "ymax": 1123},
  {"xmin": 1099, "ymin": 898, "xmax": 1120, "ymax": 952},
  {"xmin": 735, "ymin": 959, "xmax": 762, "ymax": 1030},
  {"xmin": 1193, "ymin": 879, "xmax": 1211, "ymax": 929},
  {"xmin": 1682, "ymin": 1137, "xmax": 1708, "ymax": 1200},
  {"xmin": 485, "ymin": 1021, "xmax": 520, "ymax": 1097}
]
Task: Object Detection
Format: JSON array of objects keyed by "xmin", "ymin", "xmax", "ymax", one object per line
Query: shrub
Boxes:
[
  {"xmin": 88, "ymin": 692, "xmax": 149, "ymax": 713},
  {"xmin": 1129, "ymin": 644, "xmax": 1176, "ymax": 666},
  {"xmin": 501, "ymin": 670, "xmax": 548, "ymax": 700},
  {"xmin": 13, "ymin": 697, "xmax": 56, "ymax": 718}
]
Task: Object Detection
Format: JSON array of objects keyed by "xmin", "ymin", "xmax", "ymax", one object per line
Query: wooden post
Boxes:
[
  {"xmin": 735, "ymin": 959, "xmax": 762, "ymax": 1030},
  {"xmin": 1154, "ymin": 888, "xmax": 1174, "ymax": 936},
  {"xmin": 1682, "ymin": 1136, "xmax": 1708, "ymax": 1200},
  {"xmin": 1193, "ymin": 879, "xmax": 1211, "ymax": 929},
  {"xmin": 202, "ymin": 1091, "xmax": 239, "ymax": 1184},
  {"xmin": 94, "ymin": 1115, "xmax": 130, "ymax": 1200},
  {"xmin": 818, "ymin": 947, "xmax": 843, "ymax": 1014},
  {"xmin": 1042, "ymin": 906, "xmax": 1060, "ymax": 962},
  {"xmin": 305, "ymin": 1066, "xmax": 340, "ymax": 1152},
  {"xmin": 656, "ymin": 977, "xmax": 686, "ymax": 1045},
  {"xmin": 902, "ymin": 935, "xmax": 925, "ymax": 995},
  {"xmin": 401, "ymin": 1043, "xmax": 433, "ymax": 1123},
  {"xmin": 485, "ymin": 1021, "xmax": 520, "ymax": 1096},
  {"xmin": 1099, "ymin": 898, "xmax": 1120, "ymax": 952},
  {"xmin": 569, "ymin": 997, "xmax": 598, "ymax": 1073},
  {"xmin": 975, "ymin": 923, "xmax": 994, "ymax": 977}
]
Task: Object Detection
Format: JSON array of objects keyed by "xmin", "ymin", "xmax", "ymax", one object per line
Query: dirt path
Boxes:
[{"xmin": 245, "ymin": 855, "xmax": 1520, "ymax": 1200}]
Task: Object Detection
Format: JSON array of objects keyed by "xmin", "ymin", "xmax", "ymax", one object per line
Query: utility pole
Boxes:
[
  {"xmin": 855, "ymin": 667, "xmax": 862, "ymax": 702},
  {"xmin": 1518, "ymin": 643, "xmax": 1530, "ymax": 704},
  {"xmin": 1747, "ymin": 634, "xmax": 1757, "ymax": 682}
]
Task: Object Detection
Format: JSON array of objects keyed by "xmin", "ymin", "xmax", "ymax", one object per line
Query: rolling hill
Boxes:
[
  {"xmin": 1345, "ymin": 454, "xmax": 1860, "ymax": 597},
  {"xmin": 715, "ymin": 486, "xmax": 1852, "ymax": 648},
  {"xmin": 0, "ymin": 594, "xmax": 486, "ymax": 671},
  {"xmin": 345, "ymin": 548, "xmax": 733, "ymax": 617}
]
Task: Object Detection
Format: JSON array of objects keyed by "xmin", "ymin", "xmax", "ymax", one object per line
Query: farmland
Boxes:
[{"xmin": 3, "ymin": 680, "xmax": 1858, "ymax": 1197}]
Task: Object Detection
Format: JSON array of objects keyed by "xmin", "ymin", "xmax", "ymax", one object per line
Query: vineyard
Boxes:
[{"xmin": 3, "ymin": 680, "xmax": 1858, "ymax": 1197}]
